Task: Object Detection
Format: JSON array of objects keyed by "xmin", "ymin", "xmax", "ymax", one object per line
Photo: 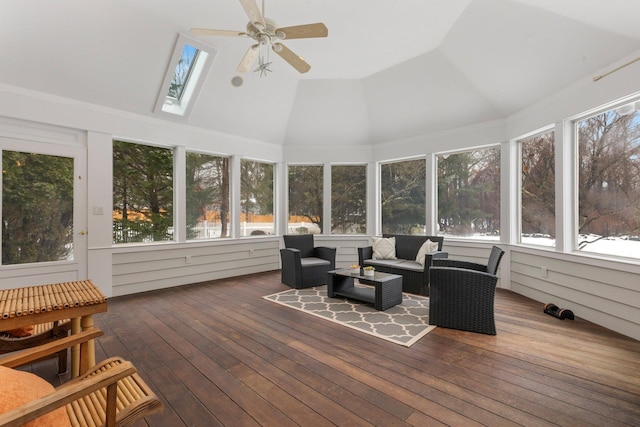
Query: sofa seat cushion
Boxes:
[
  {"xmin": 364, "ymin": 259, "xmax": 424, "ymax": 273},
  {"xmin": 300, "ymin": 257, "xmax": 331, "ymax": 267}
]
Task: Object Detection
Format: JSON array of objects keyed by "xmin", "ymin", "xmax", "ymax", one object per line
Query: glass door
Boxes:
[{"xmin": 0, "ymin": 138, "xmax": 87, "ymax": 287}]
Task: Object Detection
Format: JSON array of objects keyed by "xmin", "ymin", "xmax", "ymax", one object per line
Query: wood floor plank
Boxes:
[{"xmin": 40, "ymin": 270, "xmax": 640, "ymax": 427}]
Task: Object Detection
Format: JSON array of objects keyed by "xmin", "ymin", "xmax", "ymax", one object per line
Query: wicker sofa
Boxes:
[{"xmin": 357, "ymin": 234, "xmax": 448, "ymax": 295}]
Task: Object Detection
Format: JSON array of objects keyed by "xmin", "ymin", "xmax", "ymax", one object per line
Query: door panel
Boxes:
[{"xmin": 0, "ymin": 137, "xmax": 87, "ymax": 288}]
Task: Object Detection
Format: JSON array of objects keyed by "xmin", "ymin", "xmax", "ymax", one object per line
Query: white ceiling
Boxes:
[{"xmin": 1, "ymin": 0, "xmax": 640, "ymax": 145}]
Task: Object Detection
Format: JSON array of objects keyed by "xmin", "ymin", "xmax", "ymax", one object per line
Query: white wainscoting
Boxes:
[
  {"xmin": 510, "ymin": 247, "xmax": 640, "ymax": 341},
  {"xmin": 112, "ymin": 238, "xmax": 280, "ymax": 296}
]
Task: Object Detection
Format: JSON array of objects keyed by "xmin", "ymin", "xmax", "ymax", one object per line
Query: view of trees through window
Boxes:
[
  {"xmin": 186, "ymin": 152, "xmax": 229, "ymax": 239},
  {"xmin": 168, "ymin": 44, "xmax": 198, "ymax": 101},
  {"xmin": 241, "ymin": 160, "xmax": 274, "ymax": 236},
  {"xmin": 288, "ymin": 165, "xmax": 323, "ymax": 234},
  {"xmin": 437, "ymin": 148, "xmax": 500, "ymax": 239},
  {"xmin": 381, "ymin": 159, "xmax": 426, "ymax": 235},
  {"xmin": 108, "ymin": 95, "xmax": 640, "ymax": 260},
  {"xmin": 2, "ymin": 151, "xmax": 74, "ymax": 264},
  {"xmin": 520, "ymin": 131, "xmax": 555, "ymax": 246},
  {"xmin": 331, "ymin": 165, "xmax": 366, "ymax": 234},
  {"xmin": 577, "ymin": 103, "xmax": 640, "ymax": 258},
  {"xmin": 113, "ymin": 140, "xmax": 173, "ymax": 243}
]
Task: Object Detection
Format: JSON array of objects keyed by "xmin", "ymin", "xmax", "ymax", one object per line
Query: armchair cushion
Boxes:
[
  {"xmin": 1, "ymin": 325, "xmax": 34, "ymax": 337},
  {"xmin": 372, "ymin": 236, "xmax": 397, "ymax": 260},
  {"xmin": 415, "ymin": 239, "xmax": 439, "ymax": 266},
  {"xmin": 0, "ymin": 366, "xmax": 71, "ymax": 427}
]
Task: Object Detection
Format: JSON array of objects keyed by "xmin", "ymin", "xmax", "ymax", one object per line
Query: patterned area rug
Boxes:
[{"xmin": 263, "ymin": 285, "xmax": 436, "ymax": 347}]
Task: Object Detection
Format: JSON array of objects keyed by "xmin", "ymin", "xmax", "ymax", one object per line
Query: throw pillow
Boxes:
[
  {"xmin": 0, "ymin": 366, "xmax": 71, "ymax": 427},
  {"xmin": 415, "ymin": 239, "xmax": 439, "ymax": 267},
  {"xmin": 372, "ymin": 236, "xmax": 397, "ymax": 260}
]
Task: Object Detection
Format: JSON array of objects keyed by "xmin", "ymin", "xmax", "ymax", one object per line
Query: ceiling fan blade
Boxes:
[
  {"xmin": 277, "ymin": 23, "xmax": 328, "ymax": 40},
  {"xmin": 273, "ymin": 43, "xmax": 311, "ymax": 74},
  {"xmin": 190, "ymin": 28, "xmax": 246, "ymax": 37},
  {"xmin": 237, "ymin": 44, "xmax": 259, "ymax": 73},
  {"xmin": 238, "ymin": 0, "xmax": 265, "ymax": 29}
]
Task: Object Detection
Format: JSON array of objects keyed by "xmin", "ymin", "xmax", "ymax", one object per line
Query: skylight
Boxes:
[
  {"xmin": 167, "ymin": 44, "xmax": 199, "ymax": 102},
  {"xmin": 154, "ymin": 34, "xmax": 216, "ymax": 119}
]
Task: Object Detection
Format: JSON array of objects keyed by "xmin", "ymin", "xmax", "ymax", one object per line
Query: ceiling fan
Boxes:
[{"xmin": 190, "ymin": 0, "xmax": 328, "ymax": 74}]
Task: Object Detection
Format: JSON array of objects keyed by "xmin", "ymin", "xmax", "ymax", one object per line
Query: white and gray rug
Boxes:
[{"xmin": 263, "ymin": 284, "xmax": 436, "ymax": 347}]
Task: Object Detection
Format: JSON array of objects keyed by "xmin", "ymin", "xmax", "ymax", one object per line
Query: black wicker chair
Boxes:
[
  {"xmin": 428, "ymin": 246, "xmax": 505, "ymax": 335},
  {"xmin": 280, "ymin": 234, "xmax": 336, "ymax": 289}
]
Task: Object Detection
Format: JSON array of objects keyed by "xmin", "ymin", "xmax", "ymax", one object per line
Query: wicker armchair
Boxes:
[
  {"xmin": 0, "ymin": 329, "xmax": 164, "ymax": 427},
  {"xmin": 0, "ymin": 320, "xmax": 71, "ymax": 375},
  {"xmin": 428, "ymin": 246, "xmax": 505, "ymax": 335},
  {"xmin": 280, "ymin": 234, "xmax": 336, "ymax": 289}
]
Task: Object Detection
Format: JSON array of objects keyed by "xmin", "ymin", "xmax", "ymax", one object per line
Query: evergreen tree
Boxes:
[
  {"xmin": 2, "ymin": 151, "xmax": 74, "ymax": 264},
  {"xmin": 331, "ymin": 165, "xmax": 366, "ymax": 234},
  {"xmin": 288, "ymin": 165, "xmax": 323, "ymax": 232},
  {"xmin": 113, "ymin": 141, "xmax": 173, "ymax": 243},
  {"xmin": 381, "ymin": 159, "xmax": 426, "ymax": 234}
]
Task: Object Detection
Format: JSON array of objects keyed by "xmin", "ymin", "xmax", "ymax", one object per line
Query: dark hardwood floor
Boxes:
[{"xmin": 40, "ymin": 271, "xmax": 640, "ymax": 426}]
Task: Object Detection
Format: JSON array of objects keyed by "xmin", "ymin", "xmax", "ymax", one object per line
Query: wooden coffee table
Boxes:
[{"xmin": 327, "ymin": 269, "xmax": 403, "ymax": 311}]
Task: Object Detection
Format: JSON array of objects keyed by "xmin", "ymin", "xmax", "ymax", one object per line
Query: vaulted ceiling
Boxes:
[{"xmin": 2, "ymin": 0, "xmax": 640, "ymax": 146}]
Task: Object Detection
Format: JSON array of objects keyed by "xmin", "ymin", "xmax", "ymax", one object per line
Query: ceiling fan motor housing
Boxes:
[{"xmin": 246, "ymin": 17, "xmax": 284, "ymax": 46}]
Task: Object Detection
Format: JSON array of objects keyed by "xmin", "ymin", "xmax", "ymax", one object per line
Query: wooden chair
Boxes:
[
  {"xmin": 0, "ymin": 329, "xmax": 164, "ymax": 427},
  {"xmin": 0, "ymin": 320, "xmax": 71, "ymax": 374}
]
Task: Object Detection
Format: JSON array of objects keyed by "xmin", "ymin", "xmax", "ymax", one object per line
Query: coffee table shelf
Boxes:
[{"xmin": 327, "ymin": 269, "xmax": 403, "ymax": 311}]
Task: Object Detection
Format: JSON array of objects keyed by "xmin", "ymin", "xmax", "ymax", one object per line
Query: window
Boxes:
[
  {"xmin": 154, "ymin": 34, "xmax": 215, "ymax": 118},
  {"xmin": 241, "ymin": 160, "xmax": 274, "ymax": 236},
  {"xmin": 331, "ymin": 165, "xmax": 366, "ymax": 234},
  {"xmin": 288, "ymin": 165, "xmax": 323, "ymax": 234},
  {"xmin": 577, "ymin": 100, "xmax": 640, "ymax": 258},
  {"xmin": 168, "ymin": 44, "xmax": 199, "ymax": 102},
  {"xmin": 380, "ymin": 158, "xmax": 426, "ymax": 235},
  {"xmin": 519, "ymin": 130, "xmax": 555, "ymax": 247},
  {"xmin": 2, "ymin": 151, "xmax": 74, "ymax": 264},
  {"xmin": 113, "ymin": 141, "xmax": 174, "ymax": 243},
  {"xmin": 437, "ymin": 147, "xmax": 500, "ymax": 239},
  {"xmin": 186, "ymin": 152, "xmax": 230, "ymax": 240}
]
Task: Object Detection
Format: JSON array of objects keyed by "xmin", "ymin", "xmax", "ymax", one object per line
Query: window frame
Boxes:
[
  {"xmin": 516, "ymin": 126, "xmax": 556, "ymax": 248},
  {"xmin": 435, "ymin": 145, "xmax": 501, "ymax": 241},
  {"xmin": 330, "ymin": 163, "xmax": 368, "ymax": 235},
  {"xmin": 185, "ymin": 150, "xmax": 231, "ymax": 241},
  {"xmin": 153, "ymin": 33, "xmax": 216, "ymax": 120},
  {"xmin": 240, "ymin": 158, "xmax": 276, "ymax": 237},
  {"xmin": 571, "ymin": 95, "xmax": 640, "ymax": 260},
  {"xmin": 112, "ymin": 139, "xmax": 175, "ymax": 245},
  {"xmin": 379, "ymin": 156, "xmax": 427, "ymax": 236},
  {"xmin": 286, "ymin": 164, "xmax": 324, "ymax": 235}
]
